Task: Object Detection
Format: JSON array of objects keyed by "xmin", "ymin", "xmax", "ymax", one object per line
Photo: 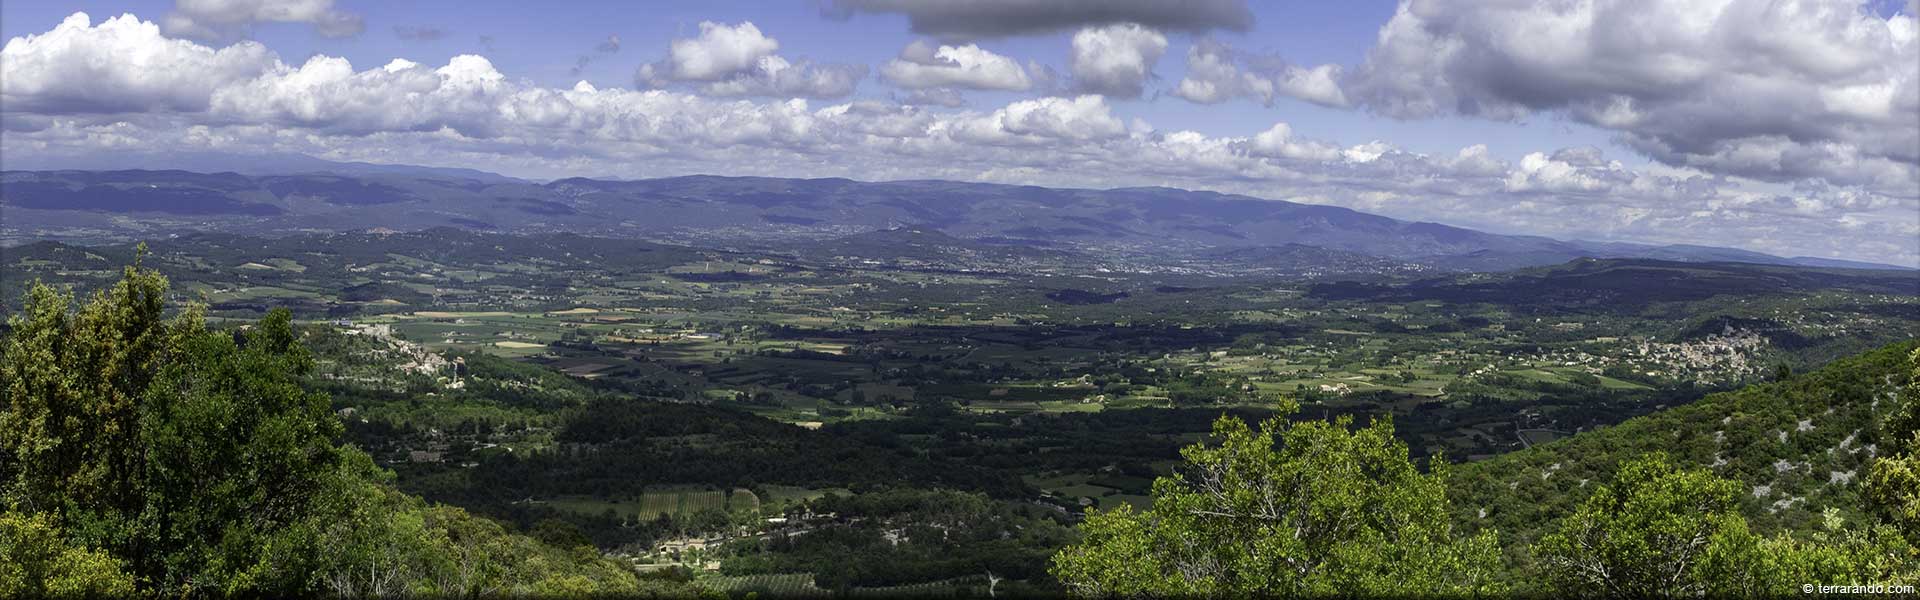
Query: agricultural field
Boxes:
[{"xmin": 5, "ymin": 228, "xmax": 1915, "ymax": 594}]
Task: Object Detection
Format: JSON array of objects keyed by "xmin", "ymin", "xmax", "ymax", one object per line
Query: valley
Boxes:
[{"xmin": 5, "ymin": 220, "xmax": 1915, "ymax": 595}]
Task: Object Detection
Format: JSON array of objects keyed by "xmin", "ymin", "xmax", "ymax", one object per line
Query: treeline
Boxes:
[
  {"xmin": 1457, "ymin": 341, "xmax": 1920, "ymax": 555},
  {"xmin": 1052, "ymin": 343, "xmax": 1920, "ymax": 597},
  {"xmin": 0, "ymin": 255, "xmax": 667, "ymax": 597}
]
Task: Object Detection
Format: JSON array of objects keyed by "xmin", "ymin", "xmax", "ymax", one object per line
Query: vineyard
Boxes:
[{"xmin": 704, "ymin": 573, "xmax": 829, "ymax": 597}]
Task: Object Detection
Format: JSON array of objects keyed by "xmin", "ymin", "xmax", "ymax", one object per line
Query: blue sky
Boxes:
[{"xmin": 1, "ymin": 0, "xmax": 1915, "ymax": 264}]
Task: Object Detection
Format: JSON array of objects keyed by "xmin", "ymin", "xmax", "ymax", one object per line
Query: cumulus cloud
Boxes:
[
  {"xmin": 880, "ymin": 41, "xmax": 1032, "ymax": 91},
  {"xmin": 1347, "ymin": 0, "xmax": 1919, "ymax": 190},
  {"xmin": 1068, "ymin": 23, "xmax": 1166, "ymax": 98},
  {"xmin": 0, "ymin": 12, "xmax": 277, "ymax": 113},
  {"xmin": 655, "ymin": 21, "xmax": 778, "ymax": 81},
  {"xmin": 3, "ymin": 11, "xmax": 1915, "ymax": 266},
  {"xmin": 163, "ymin": 0, "xmax": 363, "ymax": 40},
  {"xmin": 1171, "ymin": 39, "xmax": 1348, "ymax": 107},
  {"xmin": 823, "ymin": 0, "xmax": 1252, "ymax": 38},
  {"xmin": 696, "ymin": 56, "xmax": 867, "ymax": 99},
  {"xmin": 1244, "ymin": 122, "xmax": 1341, "ymax": 161},
  {"xmin": 951, "ymin": 95, "xmax": 1127, "ymax": 144},
  {"xmin": 636, "ymin": 21, "xmax": 864, "ymax": 98}
]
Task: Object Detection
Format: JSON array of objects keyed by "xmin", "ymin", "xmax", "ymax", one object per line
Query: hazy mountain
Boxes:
[
  {"xmin": 1, "ymin": 169, "xmax": 1904, "ymax": 272},
  {"xmin": 0, "ymin": 152, "xmax": 524, "ymax": 183},
  {"xmin": 1309, "ymin": 258, "xmax": 1920, "ymax": 307},
  {"xmin": 780, "ymin": 226, "xmax": 1087, "ymax": 271}
]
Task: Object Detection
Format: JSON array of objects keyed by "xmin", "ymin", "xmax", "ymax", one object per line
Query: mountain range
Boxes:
[{"xmin": 0, "ymin": 166, "xmax": 1906, "ymax": 272}]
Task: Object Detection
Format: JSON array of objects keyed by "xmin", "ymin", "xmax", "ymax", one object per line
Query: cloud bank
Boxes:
[
  {"xmin": 635, "ymin": 21, "xmax": 866, "ymax": 99},
  {"xmin": 1345, "ymin": 0, "xmax": 1918, "ymax": 192},
  {"xmin": 2, "ymin": 11, "xmax": 1915, "ymax": 266}
]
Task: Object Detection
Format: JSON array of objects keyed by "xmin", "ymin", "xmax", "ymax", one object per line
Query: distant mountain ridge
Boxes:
[{"xmin": 0, "ymin": 169, "xmax": 1906, "ymax": 272}]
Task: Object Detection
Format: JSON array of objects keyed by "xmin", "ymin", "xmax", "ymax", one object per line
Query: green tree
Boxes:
[
  {"xmin": 1695, "ymin": 508, "xmax": 1917, "ymax": 596},
  {"xmin": 1, "ymin": 255, "xmax": 650, "ymax": 596},
  {"xmin": 1050, "ymin": 407, "xmax": 1503, "ymax": 597},
  {"xmin": 1866, "ymin": 348, "xmax": 1920, "ymax": 545},
  {"xmin": 0, "ymin": 255, "xmax": 170, "ymax": 535},
  {"xmin": 0, "ymin": 512, "xmax": 135, "ymax": 598},
  {"xmin": 1539, "ymin": 453, "xmax": 1918, "ymax": 598},
  {"xmin": 1536, "ymin": 453, "xmax": 1743, "ymax": 597}
]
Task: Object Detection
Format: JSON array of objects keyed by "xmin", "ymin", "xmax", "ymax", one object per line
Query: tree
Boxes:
[
  {"xmin": 1, "ymin": 256, "xmax": 650, "ymax": 596},
  {"xmin": 0, "ymin": 512, "xmax": 135, "ymax": 598},
  {"xmin": 1050, "ymin": 406, "xmax": 1503, "ymax": 597},
  {"xmin": 1539, "ymin": 453, "xmax": 1918, "ymax": 598},
  {"xmin": 1866, "ymin": 348, "xmax": 1920, "ymax": 545},
  {"xmin": 0, "ymin": 252, "xmax": 347, "ymax": 593},
  {"xmin": 1537, "ymin": 453, "xmax": 1743, "ymax": 598},
  {"xmin": 1695, "ymin": 508, "xmax": 1917, "ymax": 597}
]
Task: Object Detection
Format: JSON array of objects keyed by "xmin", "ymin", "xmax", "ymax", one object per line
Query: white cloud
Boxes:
[
  {"xmin": 699, "ymin": 55, "xmax": 867, "ymax": 99},
  {"xmin": 3, "ymin": 11, "xmax": 1916, "ymax": 266},
  {"xmin": 164, "ymin": 0, "xmax": 362, "ymax": 40},
  {"xmin": 1347, "ymin": 0, "xmax": 1919, "ymax": 191},
  {"xmin": 1068, "ymin": 23, "xmax": 1166, "ymax": 98},
  {"xmin": 658, "ymin": 21, "xmax": 779, "ymax": 81},
  {"xmin": 951, "ymin": 95, "xmax": 1127, "ymax": 144},
  {"xmin": 1245, "ymin": 122, "xmax": 1341, "ymax": 161},
  {"xmin": 1171, "ymin": 40, "xmax": 1348, "ymax": 107},
  {"xmin": 0, "ymin": 12, "xmax": 277, "ymax": 113},
  {"xmin": 881, "ymin": 41, "xmax": 1032, "ymax": 91},
  {"xmin": 636, "ymin": 21, "xmax": 865, "ymax": 99},
  {"xmin": 1274, "ymin": 64, "xmax": 1347, "ymax": 108}
]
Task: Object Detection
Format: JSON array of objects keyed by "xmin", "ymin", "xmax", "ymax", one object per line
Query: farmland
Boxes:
[{"xmin": 4, "ymin": 228, "xmax": 1915, "ymax": 594}]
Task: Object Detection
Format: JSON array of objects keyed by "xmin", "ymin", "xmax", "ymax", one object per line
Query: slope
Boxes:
[{"xmin": 1453, "ymin": 340, "xmax": 1919, "ymax": 555}]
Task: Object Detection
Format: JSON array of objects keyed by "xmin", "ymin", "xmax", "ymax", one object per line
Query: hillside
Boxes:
[
  {"xmin": 0, "ymin": 262, "xmax": 659, "ymax": 596},
  {"xmin": 5, "ymin": 170, "xmax": 1902, "ymax": 272},
  {"xmin": 1311, "ymin": 258, "xmax": 1920, "ymax": 308},
  {"xmin": 780, "ymin": 226, "xmax": 1093, "ymax": 272},
  {"xmin": 1455, "ymin": 340, "xmax": 1919, "ymax": 556}
]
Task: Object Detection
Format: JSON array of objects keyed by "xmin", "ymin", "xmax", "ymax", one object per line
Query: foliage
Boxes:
[
  {"xmin": 1455, "ymin": 340, "xmax": 1920, "ymax": 564},
  {"xmin": 1696, "ymin": 509, "xmax": 1917, "ymax": 597},
  {"xmin": 1535, "ymin": 453, "xmax": 1743, "ymax": 597},
  {"xmin": 1539, "ymin": 453, "xmax": 1918, "ymax": 598},
  {"xmin": 0, "ymin": 255, "xmax": 649, "ymax": 596},
  {"xmin": 1866, "ymin": 348, "xmax": 1920, "ymax": 545},
  {"xmin": 1050, "ymin": 404, "xmax": 1504, "ymax": 597},
  {"xmin": 0, "ymin": 512, "xmax": 135, "ymax": 598}
]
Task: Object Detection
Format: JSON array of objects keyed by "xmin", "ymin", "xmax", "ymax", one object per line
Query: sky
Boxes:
[{"xmin": 1, "ymin": 0, "xmax": 1916, "ymax": 265}]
